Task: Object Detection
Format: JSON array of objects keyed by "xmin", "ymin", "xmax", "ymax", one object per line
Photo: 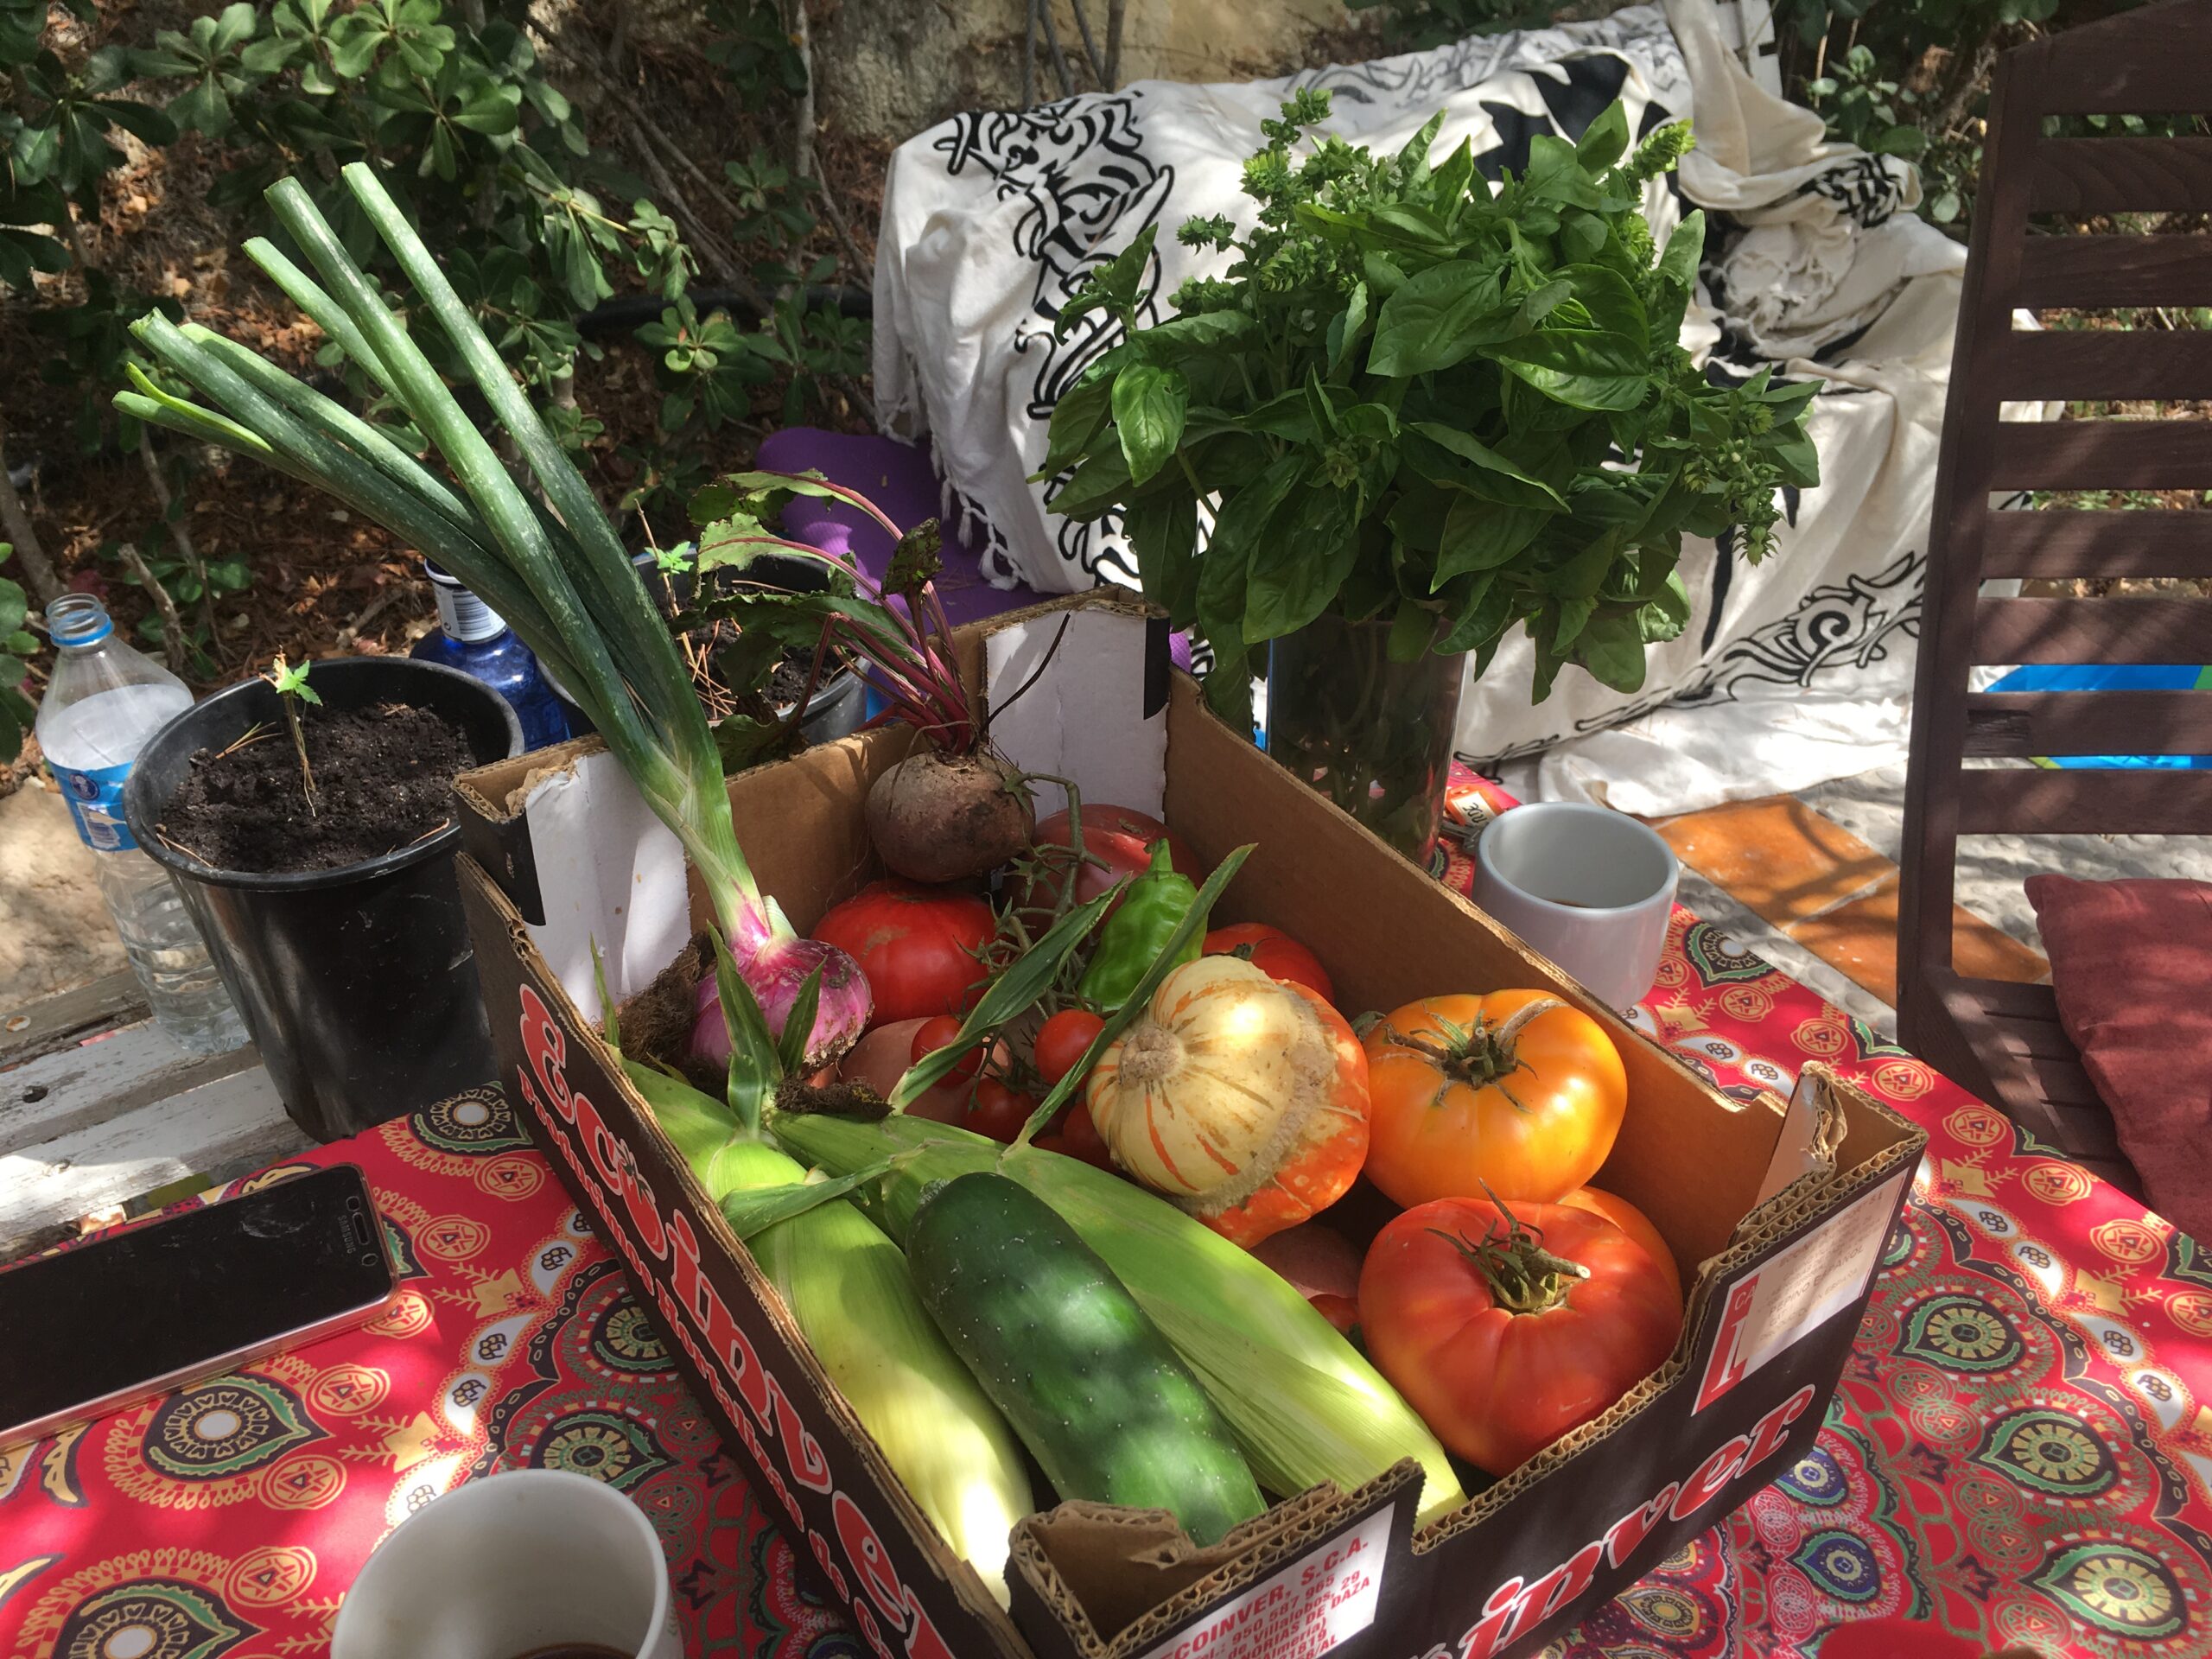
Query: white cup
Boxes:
[
  {"xmin": 1471, "ymin": 802, "xmax": 1680, "ymax": 1014},
  {"xmin": 332, "ymin": 1470, "xmax": 681, "ymax": 1659}
]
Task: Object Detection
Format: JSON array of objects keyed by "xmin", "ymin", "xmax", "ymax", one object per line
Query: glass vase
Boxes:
[{"xmin": 1264, "ymin": 613, "xmax": 1466, "ymax": 867}]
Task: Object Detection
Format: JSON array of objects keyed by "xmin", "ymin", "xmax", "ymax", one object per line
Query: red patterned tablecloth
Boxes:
[{"xmin": 6, "ymin": 792, "xmax": 2211, "ymax": 1657}]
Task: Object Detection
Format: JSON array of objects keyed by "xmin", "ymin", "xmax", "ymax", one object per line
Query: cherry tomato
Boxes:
[
  {"xmin": 910, "ymin": 1014, "xmax": 982, "ymax": 1084},
  {"xmin": 811, "ymin": 880, "xmax": 994, "ymax": 1026},
  {"xmin": 1204, "ymin": 922, "xmax": 1336, "ymax": 1004},
  {"xmin": 1033, "ymin": 1008, "xmax": 1107, "ymax": 1086},
  {"xmin": 968, "ymin": 1078, "xmax": 1037, "ymax": 1143},
  {"xmin": 1058, "ymin": 1100, "xmax": 1117, "ymax": 1170},
  {"xmin": 1016, "ymin": 805, "xmax": 1205, "ymax": 918}
]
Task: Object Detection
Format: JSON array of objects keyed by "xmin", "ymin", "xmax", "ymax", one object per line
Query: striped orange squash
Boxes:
[{"xmin": 1085, "ymin": 956, "xmax": 1370, "ymax": 1246}]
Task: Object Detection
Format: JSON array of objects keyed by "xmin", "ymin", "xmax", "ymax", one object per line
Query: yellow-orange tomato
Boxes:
[
  {"xmin": 1087, "ymin": 957, "xmax": 1369, "ymax": 1246},
  {"xmin": 1361, "ymin": 991, "xmax": 1626, "ymax": 1208},
  {"xmin": 1561, "ymin": 1185, "xmax": 1680, "ymax": 1301}
]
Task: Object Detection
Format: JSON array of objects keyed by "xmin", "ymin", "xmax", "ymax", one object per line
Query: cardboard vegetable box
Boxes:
[{"xmin": 454, "ymin": 592, "xmax": 1926, "ymax": 1659}]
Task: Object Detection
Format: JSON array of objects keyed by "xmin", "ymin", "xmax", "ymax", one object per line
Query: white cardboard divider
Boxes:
[
  {"xmin": 510, "ymin": 748, "xmax": 690, "ymax": 1018},
  {"xmin": 986, "ymin": 607, "xmax": 1166, "ymax": 823}
]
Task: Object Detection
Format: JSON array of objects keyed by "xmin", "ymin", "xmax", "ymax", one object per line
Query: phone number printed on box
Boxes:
[{"xmin": 1139, "ymin": 1510, "xmax": 1391, "ymax": 1659}]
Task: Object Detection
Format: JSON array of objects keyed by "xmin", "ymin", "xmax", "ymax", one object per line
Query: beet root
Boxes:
[{"xmin": 865, "ymin": 747, "xmax": 1035, "ymax": 882}]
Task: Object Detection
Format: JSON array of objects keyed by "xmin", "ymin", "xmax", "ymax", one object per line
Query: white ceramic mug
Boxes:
[
  {"xmin": 1471, "ymin": 802, "xmax": 1680, "ymax": 1014},
  {"xmin": 332, "ymin": 1469, "xmax": 681, "ymax": 1659}
]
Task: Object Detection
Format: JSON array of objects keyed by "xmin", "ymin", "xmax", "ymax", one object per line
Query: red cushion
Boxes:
[{"xmin": 2025, "ymin": 875, "xmax": 2212, "ymax": 1237}]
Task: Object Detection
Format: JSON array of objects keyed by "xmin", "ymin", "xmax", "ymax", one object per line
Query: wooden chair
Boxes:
[{"xmin": 1897, "ymin": 0, "xmax": 2212, "ymax": 1197}]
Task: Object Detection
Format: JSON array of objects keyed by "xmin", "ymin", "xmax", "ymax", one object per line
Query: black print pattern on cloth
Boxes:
[{"xmin": 1801, "ymin": 155, "xmax": 1907, "ymax": 230}]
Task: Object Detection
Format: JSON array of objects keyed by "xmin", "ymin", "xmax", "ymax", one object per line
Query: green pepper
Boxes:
[{"xmin": 1077, "ymin": 839, "xmax": 1202, "ymax": 1014}]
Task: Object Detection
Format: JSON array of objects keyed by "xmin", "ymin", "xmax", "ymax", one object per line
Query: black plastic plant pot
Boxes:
[{"xmin": 124, "ymin": 658, "xmax": 524, "ymax": 1143}]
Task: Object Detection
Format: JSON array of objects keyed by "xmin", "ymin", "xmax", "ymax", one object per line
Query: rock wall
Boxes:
[{"xmin": 815, "ymin": 0, "xmax": 1370, "ymax": 145}]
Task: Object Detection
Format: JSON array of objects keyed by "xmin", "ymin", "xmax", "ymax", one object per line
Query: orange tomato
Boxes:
[
  {"xmin": 1361, "ymin": 990, "xmax": 1626, "ymax": 1207},
  {"xmin": 1560, "ymin": 1185, "xmax": 1680, "ymax": 1301}
]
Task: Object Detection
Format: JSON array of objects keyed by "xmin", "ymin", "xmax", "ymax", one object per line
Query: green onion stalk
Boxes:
[{"xmin": 116, "ymin": 165, "xmax": 869, "ymax": 1065}]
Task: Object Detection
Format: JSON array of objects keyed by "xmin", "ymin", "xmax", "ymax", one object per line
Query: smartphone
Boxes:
[{"xmin": 0, "ymin": 1163, "xmax": 396, "ymax": 1452}]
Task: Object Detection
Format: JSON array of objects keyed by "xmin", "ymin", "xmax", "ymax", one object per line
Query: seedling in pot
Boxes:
[{"xmin": 263, "ymin": 654, "xmax": 321, "ymax": 817}]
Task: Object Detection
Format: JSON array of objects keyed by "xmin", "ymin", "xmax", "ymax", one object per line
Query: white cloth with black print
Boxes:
[{"xmin": 872, "ymin": 0, "xmax": 1967, "ymax": 817}]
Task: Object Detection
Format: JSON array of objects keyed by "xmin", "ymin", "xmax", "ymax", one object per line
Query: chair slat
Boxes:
[
  {"xmin": 2013, "ymin": 1052, "xmax": 2109, "ymax": 1116},
  {"xmin": 1980, "ymin": 510, "xmax": 2212, "ymax": 578},
  {"xmin": 1999, "ymin": 327, "xmax": 2212, "ymax": 401},
  {"xmin": 1989, "ymin": 419, "xmax": 2212, "ymax": 489},
  {"xmin": 1958, "ymin": 767, "xmax": 2212, "ymax": 834},
  {"xmin": 2035, "ymin": 23, "xmax": 2212, "ymax": 115},
  {"xmin": 1970, "ymin": 978, "xmax": 2063, "ymax": 1022},
  {"xmin": 1964, "ymin": 690, "xmax": 2212, "ymax": 757},
  {"xmin": 1985, "ymin": 1008, "xmax": 2083, "ymax": 1061},
  {"xmin": 1972, "ymin": 596, "xmax": 2212, "ymax": 664},
  {"xmin": 2018, "ymin": 237, "xmax": 2212, "ymax": 310},
  {"xmin": 2030, "ymin": 138, "xmax": 2212, "ymax": 215}
]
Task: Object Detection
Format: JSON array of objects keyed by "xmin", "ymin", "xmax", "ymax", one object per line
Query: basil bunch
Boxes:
[{"xmin": 1038, "ymin": 92, "xmax": 1820, "ymax": 718}]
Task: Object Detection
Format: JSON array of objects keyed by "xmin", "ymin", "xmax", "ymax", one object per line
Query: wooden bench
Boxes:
[{"xmin": 0, "ymin": 971, "xmax": 306, "ymax": 1257}]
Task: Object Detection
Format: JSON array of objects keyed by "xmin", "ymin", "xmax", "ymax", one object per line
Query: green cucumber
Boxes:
[{"xmin": 906, "ymin": 1172, "xmax": 1266, "ymax": 1546}]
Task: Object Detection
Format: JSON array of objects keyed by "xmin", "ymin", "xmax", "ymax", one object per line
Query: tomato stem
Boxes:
[
  {"xmin": 1430, "ymin": 1191, "xmax": 1590, "ymax": 1316},
  {"xmin": 1382, "ymin": 996, "xmax": 1565, "ymax": 1114}
]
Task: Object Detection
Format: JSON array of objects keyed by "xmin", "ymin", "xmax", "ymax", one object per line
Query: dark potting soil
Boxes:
[{"xmin": 160, "ymin": 702, "xmax": 475, "ymax": 874}]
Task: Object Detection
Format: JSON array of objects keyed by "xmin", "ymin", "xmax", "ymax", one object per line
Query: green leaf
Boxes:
[
  {"xmin": 1126, "ymin": 489, "xmax": 1198, "ymax": 623},
  {"xmin": 1367, "ymin": 258, "xmax": 1513, "ymax": 377},
  {"xmin": 1037, "ymin": 369, "xmax": 1113, "ymax": 478},
  {"xmin": 1198, "ymin": 451, "xmax": 1302, "ymax": 651},
  {"xmin": 774, "ymin": 965, "xmax": 822, "ymax": 1077},
  {"xmin": 1326, "ymin": 280, "xmax": 1369, "ymax": 375},
  {"xmin": 1574, "ymin": 102, "xmax": 1630, "ymax": 172},
  {"xmin": 1522, "ymin": 134, "xmax": 1604, "ymax": 209},
  {"xmin": 1436, "ymin": 494, "xmax": 1549, "ymax": 584},
  {"xmin": 1405, "ymin": 423, "xmax": 1567, "ymax": 511},
  {"xmin": 1110, "ymin": 361, "xmax": 1188, "ymax": 486},
  {"xmin": 892, "ymin": 883, "xmax": 1122, "ymax": 1107},
  {"xmin": 1577, "ymin": 608, "xmax": 1648, "ymax": 691},
  {"xmin": 1245, "ymin": 481, "xmax": 1358, "ymax": 644},
  {"xmin": 719, "ymin": 1161, "xmax": 895, "ymax": 1239},
  {"xmin": 1050, "ymin": 444, "xmax": 1134, "ymax": 520},
  {"xmin": 710, "ymin": 931, "xmax": 783, "ymax": 1133}
]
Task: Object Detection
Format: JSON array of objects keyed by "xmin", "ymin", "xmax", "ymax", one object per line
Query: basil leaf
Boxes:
[
  {"xmin": 1436, "ymin": 495, "xmax": 1549, "ymax": 584},
  {"xmin": 1127, "ymin": 490, "xmax": 1199, "ymax": 623},
  {"xmin": 1368, "ymin": 259, "xmax": 1513, "ymax": 377},
  {"xmin": 1247, "ymin": 481, "xmax": 1360, "ymax": 643},
  {"xmin": 1036, "ymin": 369, "xmax": 1114, "ymax": 479},
  {"xmin": 1578, "ymin": 608, "xmax": 1648, "ymax": 691},
  {"xmin": 1112, "ymin": 362, "xmax": 1189, "ymax": 486}
]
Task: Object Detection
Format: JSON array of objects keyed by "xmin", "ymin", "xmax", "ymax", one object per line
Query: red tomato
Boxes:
[
  {"xmin": 968, "ymin": 1078, "xmax": 1037, "ymax": 1143},
  {"xmin": 1034, "ymin": 1008, "xmax": 1107, "ymax": 1086},
  {"xmin": 1560, "ymin": 1185, "xmax": 1681, "ymax": 1302},
  {"xmin": 812, "ymin": 880, "xmax": 994, "ymax": 1026},
  {"xmin": 1358, "ymin": 1197, "xmax": 1683, "ymax": 1476},
  {"xmin": 1309, "ymin": 1293, "xmax": 1361, "ymax": 1337},
  {"xmin": 1017, "ymin": 804, "xmax": 1205, "ymax": 917},
  {"xmin": 909, "ymin": 1014, "xmax": 982, "ymax": 1084},
  {"xmin": 1058, "ymin": 1100, "xmax": 1117, "ymax": 1170},
  {"xmin": 1204, "ymin": 923, "xmax": 1336, "ymax": 1004}
]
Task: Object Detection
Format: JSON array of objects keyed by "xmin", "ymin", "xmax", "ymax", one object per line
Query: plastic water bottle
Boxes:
[
  {"xmin": 410, "ymin": 560, "xmax": 570, "ymax": 749},
  {"xmin": 35, "ymin": 594, "xmax": 248, "ymax": 1054}
]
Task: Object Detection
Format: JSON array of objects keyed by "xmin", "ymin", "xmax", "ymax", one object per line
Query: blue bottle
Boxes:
[{"xmin": 410, "ymin": 560, "xmax": 571, "ymax": 750}]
